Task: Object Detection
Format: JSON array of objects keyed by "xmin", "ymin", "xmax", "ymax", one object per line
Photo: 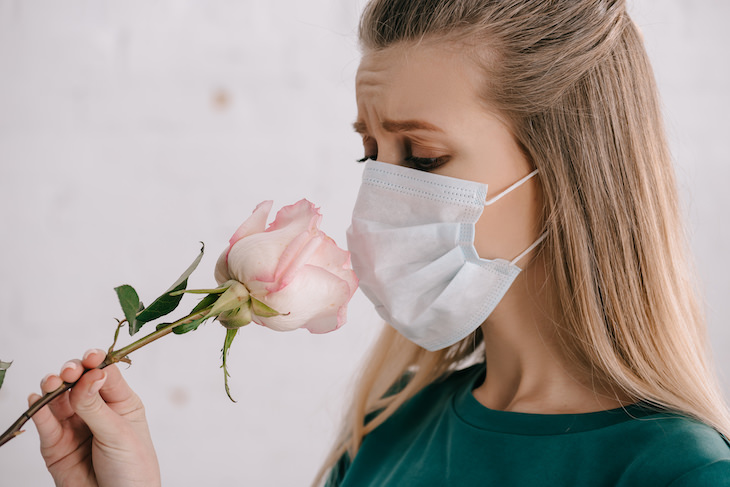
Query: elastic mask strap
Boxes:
[
  {"xmin": 484, "ymin": 169, "xmax": 539, "ymax": 206},
  {"xmin": 510, "ymin": 232, "xmax": 547, "ymax": 266}
]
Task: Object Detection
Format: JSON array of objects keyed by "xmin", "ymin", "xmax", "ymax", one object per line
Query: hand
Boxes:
[{"xmin": 30, "ymin": 349, "xmax": 161, "ymax": 487}]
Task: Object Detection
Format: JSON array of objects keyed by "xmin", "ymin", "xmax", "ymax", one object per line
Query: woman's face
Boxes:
[{"xmin": 354, "ymin": 43, "xmax": 542, "ymax": 263}]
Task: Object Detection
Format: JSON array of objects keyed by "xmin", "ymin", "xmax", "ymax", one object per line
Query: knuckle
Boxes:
[{"xmin": 73, "ymin": 394, "xmax": 103, "ymax": 415}]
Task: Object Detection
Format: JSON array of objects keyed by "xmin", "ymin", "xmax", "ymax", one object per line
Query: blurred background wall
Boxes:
[{"xmin": 0, "ymin": 1, "xmax": 727, "ymax": 485}]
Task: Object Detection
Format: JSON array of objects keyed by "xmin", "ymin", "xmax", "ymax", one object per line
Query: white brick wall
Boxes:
[{"xmin": 0, "ymin": 1, "xmax": 727, "ymax": 485}]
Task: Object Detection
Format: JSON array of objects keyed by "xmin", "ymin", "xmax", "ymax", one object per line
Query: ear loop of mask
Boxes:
[
  {"xmin": 484, "ymin": 169, "xmax": 539, "ymax": 206},
  {"xmin": 480, "ymin": 168, "xmax": 546, "ymax": 266},
  {"xmin": 509, "ymin": 232, "xmax": 547, "ymax": 266}
]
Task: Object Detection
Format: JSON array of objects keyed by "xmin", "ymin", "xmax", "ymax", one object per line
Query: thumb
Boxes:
[{"xmin": 68, "ymin": 369, "xmax": 124, "ymax": 441}]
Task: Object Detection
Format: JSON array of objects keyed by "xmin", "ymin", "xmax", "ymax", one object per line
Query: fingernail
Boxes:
[
  {"xmin": 61, "ymin": 361, "xmax": 78, "ymax": 373},
  {"xmin": 88, "ymin": 373, "xmax": 106, "ymax": 396},
  {"xmin": 83, "ymin": 348, "xmax": 105, "ymax": 361},
  {"xmin": 40, "ymin": 373, "xmax": 53, "ymax": 387}
]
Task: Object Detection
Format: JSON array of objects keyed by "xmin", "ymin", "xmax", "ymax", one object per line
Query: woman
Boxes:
[{"xmin": 33, "ymin": 0, "xmax": 730, "ymax": 485}]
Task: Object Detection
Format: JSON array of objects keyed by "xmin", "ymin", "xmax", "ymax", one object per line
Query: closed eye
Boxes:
[{"xmin": 402, "ymin": 155, "xmax": 450, "ymax": 171}]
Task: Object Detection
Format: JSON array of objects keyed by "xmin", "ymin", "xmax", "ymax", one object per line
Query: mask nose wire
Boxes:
[{"xmin": 484, "ymin": 169, "xmax": 539, "ymax": 206}]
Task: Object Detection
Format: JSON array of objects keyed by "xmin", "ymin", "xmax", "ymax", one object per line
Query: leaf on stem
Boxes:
[
  {"xmin": 155, "ymin": 294, "xmax": 221, "ymax": 335},
  {"xmin": 0, "ymin": 360, "xmax": 12, "ymax": 390},
  {"xmin": 172, "ymin": 293, "xmax": 219, "ymax": 333},
  {"xmin": 115, "ymin": 285, "xmax": 141, "ymax": 334},
  {"xmin": 132, "ymin": 244, "xmax": 206, "ymax": 334},
  {"xmin": 222, "ymin": 328, "xmax": 238, "ymax": 402},
  {"xmin": 154, "ymin": 319, "xmax": 201, "ymax": 335},
  {"xmin": 191, "ymin": 293, "xmax": 222, "ymax": 314},
  {"xmin": 173, "ymin": 294, "xmax": 221, "ymax": 334},
  {"xmin": 171, "ymin": 317, "xmax": 206, "ymax": 335}
]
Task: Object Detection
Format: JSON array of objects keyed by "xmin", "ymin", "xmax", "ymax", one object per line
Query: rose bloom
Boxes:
[{"xmin": 214, "ymin": 199, "xmax": 358, "ymax": 333}]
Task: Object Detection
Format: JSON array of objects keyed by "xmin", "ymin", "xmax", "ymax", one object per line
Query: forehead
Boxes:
[{"xmin": 355, "ymin": 43, "xmax": 485, "ymax": 122}]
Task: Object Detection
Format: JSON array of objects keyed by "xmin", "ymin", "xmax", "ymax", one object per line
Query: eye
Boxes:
[
  {"xmin": 357, "ymin": 135, "xmax": 378, "ymax": 163},
  {"xmin": 402, "ymin": 155, "xmax": 450, "ymax": 172}
]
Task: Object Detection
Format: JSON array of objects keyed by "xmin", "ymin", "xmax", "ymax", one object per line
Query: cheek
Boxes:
[{"xmin": 472, "ymin": 183, "xmax": 543, "ymax": 261}]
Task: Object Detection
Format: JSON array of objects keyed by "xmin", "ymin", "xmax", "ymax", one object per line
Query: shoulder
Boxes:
[
  {"xmin": 617, "ymin": 410, "xmax": 730, "ymax": 486},
  {"xmin": 324, "ymin": 365, "xmax": 483, "ymax": 487}
]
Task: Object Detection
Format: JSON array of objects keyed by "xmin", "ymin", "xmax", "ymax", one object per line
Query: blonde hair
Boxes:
[{"xmin": 315, "ymin": 0, "xmax": 730, "ymax": 483}]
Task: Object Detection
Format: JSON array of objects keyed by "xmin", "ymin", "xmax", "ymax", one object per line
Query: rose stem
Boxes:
[{"xmin": 0, "ymin": 306, "xmax": 212, "ymax": 448}]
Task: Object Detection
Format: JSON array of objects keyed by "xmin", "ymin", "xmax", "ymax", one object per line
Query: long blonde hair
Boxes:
[{"xmin": 316, "ymin": 0, "xmax": 730, "ymax": 483}]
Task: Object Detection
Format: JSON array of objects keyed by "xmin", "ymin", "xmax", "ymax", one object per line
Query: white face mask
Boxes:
[{"xmin": 346, "ymin": 160, "xmax": 545, "ymax": 351}]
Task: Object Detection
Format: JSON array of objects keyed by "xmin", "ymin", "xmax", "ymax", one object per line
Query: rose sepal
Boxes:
[{"xmin": 203, "ymin": 280, "xmax": 251, "ymax": 325}]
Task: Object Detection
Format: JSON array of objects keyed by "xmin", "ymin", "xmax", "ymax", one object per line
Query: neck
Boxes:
[{"xmin": 472, "ymin": 256, "xmax": 628, "ymax": 414}]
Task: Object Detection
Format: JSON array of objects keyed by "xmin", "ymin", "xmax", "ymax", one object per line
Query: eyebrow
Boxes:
[{"xmin": 352, "ymin": 119, "xmax": 445, "ymax": 135}]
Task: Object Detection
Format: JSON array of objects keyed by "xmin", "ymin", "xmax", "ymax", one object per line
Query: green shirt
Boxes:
[{"xmin": 328, "ymin": 364, "xmax": 730, "ymax": 486}]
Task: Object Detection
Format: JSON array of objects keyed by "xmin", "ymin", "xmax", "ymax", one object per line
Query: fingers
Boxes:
[
  {"xmin": 40, "ymin": 374, "xmax": 75, "ymax": 422},
  {"xmin": 58, "ymin": 359, "xmax": 83, "ymax": 383},
  {"xmin": 95, "ymin": 362, "xmax": 140, "ymax": 409},
  {"xmin": 35, "ymin": 348, "xmax": 143, "ymax": 438},
  {"xmin": 59, "ymin": 346, "xmax": 106, "ymax": 383},
  {"xmin": 38, "ymin": 349, "xmax": 109, "ymax": 421},
  {"xmin": 67, "ymin": 368, "xmax": 126, "ymax": 440},
  {"xmin": 40, "ymin": 348, "xmax": 106, "ymax": 393},
  {"xmin": 80, "ymin": 348, "xmax": 106, "ymax": 369},
  {"xmin": 40, "ymin": 373, "xmax": 63, "ymax": 393},
  {"xmin": 29, "ymin": 393, "xmax": 65, "ymax": 450}
]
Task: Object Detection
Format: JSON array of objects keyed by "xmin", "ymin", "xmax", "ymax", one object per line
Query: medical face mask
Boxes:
[{"xmin": 346, "ymin": 160, "xmax": 545, "ymax": 351}]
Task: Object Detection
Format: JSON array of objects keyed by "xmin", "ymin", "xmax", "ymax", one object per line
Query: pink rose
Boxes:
[{"xmin": 214, "ymin": 199, "xmax": 358, "ymax": 333}]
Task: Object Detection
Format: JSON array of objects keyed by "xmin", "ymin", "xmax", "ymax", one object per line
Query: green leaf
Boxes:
[
  {"xmin": 175, "ymin": 293, "xmax": 221, "ymax": 334},
  {"xmin": 251, "ymin": 297, "xmax": 282, "ymax": 318},
  {"xmin": 172, "ymin": 317, "xmax": 206, "ymax": 335},
  {"xmin": 155, "ymin": 319, "xmax": 205, "ymax": 335},
  {"xmin": 0, "ymin": 360, "xmax": 12, "ymax": 390},
  {"xmin": 191, "ymin": 293, "xmax": 222, "ymax": 314},
  {"xmin": 154, "ymin": 294, "xmax": 221, "ymax": 336},
  {"xmin": 133, "ymin": 244, "xmax": 206, "ymax": 334},
  {"xmin": 115, "ymin": 285, "xmax": 141, "ymax": 335},
  {"xmin": 221, "ymin": 328, "xmax": 238, "ymax": 402},
  {"xmin": 155, "ymin": 316, "xmax": 206, "ymax": 335},
  {"xmin": 134, "ymin": 280, "xmax": 187, "ymax": 329}
]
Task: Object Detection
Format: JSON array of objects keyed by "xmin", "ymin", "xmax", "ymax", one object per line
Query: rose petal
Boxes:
[
  {"xmin": 301, "ymin": 233, "xmax": 359, "ymax": 292},
  {"xmin": 226, "ymin": 202, "xmax": 323, "ymax": 287},
  {"xmin": 300, "ymin": 301, "xmax": 351, "ymax": 334},
  {"xmin": 268, "ymin": 232, "xmax": 324, "ymax": 293},
  {"xmin": 217, "ymin": 199, "xmax": 357, "ymax": 334},
  {"xmin": 252, "ymin": 265, "xmax": 353, "ymax": 333},
  {"xmin": 218, "ymin": 200, "xmax": 274, "ymax": 284},
  {"xmin": 229, "ymin": 200, "xmax": 274, "ymax": 247},
  {"xmin": 265, "ymin": 199, "xmax": 321, "ymax": 235},
  {"xmin": 226, "ymin": 229, "xmax": 303, "ymax": 285},
  {"xmin": 214, "ymin": 248, "xmax": 232, "ymax": 285}
]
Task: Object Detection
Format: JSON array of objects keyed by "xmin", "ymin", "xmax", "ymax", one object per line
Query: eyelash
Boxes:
[
  {"xmin": 356, "ymin": 155, "xmax": 449, "ymax": 172},
  {"xmin": 403, "ymin": 155, "xmax": 449, "ymax": 171}
]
